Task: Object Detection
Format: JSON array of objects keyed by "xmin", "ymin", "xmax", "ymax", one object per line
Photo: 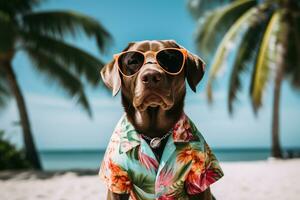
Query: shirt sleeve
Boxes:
[
  {"xmin": 99, "ymin": 156, "xmax": 131, "ymax": 194},
  {"xmin": 185, "ymin": 143, "xmax": 224, "ymax": 195}
]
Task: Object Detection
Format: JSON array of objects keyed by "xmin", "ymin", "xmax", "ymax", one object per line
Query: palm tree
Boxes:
[
  {"xmin": 189, "ymin": 0, "xmax": 300, "ymax": 158},
  {"xmin": 0, "ymin": 0, "xmax": 111, "ymax": 169},
  {"xmin": 188, "ymin": 0, "xmax": 234, "ymax": 20}
]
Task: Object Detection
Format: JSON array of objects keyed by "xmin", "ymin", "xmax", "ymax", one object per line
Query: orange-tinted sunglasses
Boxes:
[{"xmin": 113, "ymin": 48, "xmax": 188, "ymax": 77}]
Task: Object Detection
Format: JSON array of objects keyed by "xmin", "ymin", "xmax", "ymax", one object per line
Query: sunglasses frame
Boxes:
[{"xmin": 113, "ymin": 48, "xmax": 188, "ymax": 77}]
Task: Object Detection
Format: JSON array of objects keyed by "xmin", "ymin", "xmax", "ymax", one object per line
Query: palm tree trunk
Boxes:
[
  {"xmin": 271, "ymin": 46, "xmax": 286, "ymax": 158},
  {"xmin": 3, "ymin": 61, "xmax": 42, "ymax": 169},
  {"xmin": 271, "ymin": 65, "xmax": 283, "ymax": 158}
]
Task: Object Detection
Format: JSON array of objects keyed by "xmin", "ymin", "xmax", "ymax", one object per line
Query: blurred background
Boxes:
[{"xmin": 0, "ymin": 0, "xmax": 300, "ymax": 172}]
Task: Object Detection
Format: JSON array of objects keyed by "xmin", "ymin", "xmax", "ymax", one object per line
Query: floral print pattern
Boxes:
[
  {"xmin": 107, "ymin": 159, "xmax": 131, "ymax": 193},
  {"xmin": 138, "ymin": 147, "xmax": 159, "ymax": 170},
  {"xmin": 99, "ymin": 113, "xmax": 223, "ymax": 199},
  {"xmin": 173, "ymin": 115, "xmax": 194, "ymax": 142}
]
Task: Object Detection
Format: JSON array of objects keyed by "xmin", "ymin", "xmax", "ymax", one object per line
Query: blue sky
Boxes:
[{"xmin": 1, "ymin": 0, "xmax": 300, "ymax": 150}]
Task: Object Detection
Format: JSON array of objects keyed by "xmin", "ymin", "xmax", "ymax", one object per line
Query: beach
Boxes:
[{"xmin": 0, "ymin": 159, "xmax": 299, "ymax": 200}]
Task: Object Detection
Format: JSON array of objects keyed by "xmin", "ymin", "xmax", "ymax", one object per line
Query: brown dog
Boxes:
[{"xmin": 100, "ymin": 40, "xmax": 216, "ymax": 200}]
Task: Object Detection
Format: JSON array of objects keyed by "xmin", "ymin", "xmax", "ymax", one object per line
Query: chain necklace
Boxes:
[{"xmin": 141, "ymin": 129, "xmax": 173, "ymax": 149}]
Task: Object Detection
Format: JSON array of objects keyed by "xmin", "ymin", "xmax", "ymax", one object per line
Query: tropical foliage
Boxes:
[
  {"xmin": 189, "ymin": 0, "xmax": 300, "ymax": 157},
  {"xmin": 0, "ymin": 130, "xmax": 31, "ymax": 170},
  {"xmin": 0, "ymin": 0, "xmax": 111, "ymax": 169}
]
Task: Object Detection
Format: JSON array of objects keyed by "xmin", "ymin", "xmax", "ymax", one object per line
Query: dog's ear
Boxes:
[
  {"xmin": 185, "ymin": 51, "xmax": 205, "ymax": 92},
  {"xmin": 101, "ymin": 42, "xmax": 134, "ymax": 96},
  {"xmin": 100, "ymin": 60, "xmax": 121, "ymax": 96},
  {"xmin": 166, "ymin": 40, "xmax": 205, "ymax": 92}
]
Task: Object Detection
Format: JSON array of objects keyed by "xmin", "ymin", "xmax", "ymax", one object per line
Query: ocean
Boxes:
[{"xmin": 39, "ymin": 148, "xmax": 284, "ymax": 171}]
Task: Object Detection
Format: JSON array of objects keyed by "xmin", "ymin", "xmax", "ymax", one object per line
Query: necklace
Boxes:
[{"xmin": 141, "ymin": 130, "xmax": 172, "ymax": 149}]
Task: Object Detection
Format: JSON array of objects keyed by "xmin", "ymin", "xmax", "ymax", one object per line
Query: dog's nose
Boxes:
[{"xmin": 141, "ymin": 70, "xmax": 162, "ymax": 87}]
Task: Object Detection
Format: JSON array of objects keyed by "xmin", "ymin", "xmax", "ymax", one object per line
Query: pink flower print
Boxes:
[
  {"xmin": 156, "ymin": 168, "xmax": 174, "ymax": 192},
  {"xmin": 138, "ymin": 147, "xmax": 159, "ymax": 170}
]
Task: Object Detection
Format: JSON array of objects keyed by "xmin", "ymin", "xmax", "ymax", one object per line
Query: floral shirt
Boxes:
[{"xmin": 99, "ymin": 113, "xmax": 223, "ymax": 200}]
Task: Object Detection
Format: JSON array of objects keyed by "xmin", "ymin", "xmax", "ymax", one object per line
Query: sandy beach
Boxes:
[{"xmin": 0, "ymin": 159, "xmax": 299, "ymax": 200}]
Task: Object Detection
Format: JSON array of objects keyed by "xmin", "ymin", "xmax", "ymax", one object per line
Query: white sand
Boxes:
[
  {"xmin": 212, "ymin": 159, "xmax": 300, "ymax": 200},
  {"xmin": 0, "ymin": 159, "xmax": 299, "ymax": 200}
]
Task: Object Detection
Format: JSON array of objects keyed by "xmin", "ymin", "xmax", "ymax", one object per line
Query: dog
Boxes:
[{"xmin": 99, "ymin": 40, "xmax": 223, "ymax": 200}]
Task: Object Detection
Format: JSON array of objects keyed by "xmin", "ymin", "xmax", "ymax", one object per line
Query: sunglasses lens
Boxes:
[
  {"xmin": 118, "ymin": 52, "xmax": 144, "ymax": 76},
  {"xmin": 157, "ymin": 49, "xmax": 184, "ymax": 74}
]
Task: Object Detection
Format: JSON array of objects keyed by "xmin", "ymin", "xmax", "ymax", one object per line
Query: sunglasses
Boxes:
[{"xmin": 113, "ymin": 48, "xmax": 188, "ymax": 77}]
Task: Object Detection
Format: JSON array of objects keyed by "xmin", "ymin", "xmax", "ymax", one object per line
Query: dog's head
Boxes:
[{"xmin": 101, "ymin": 40, "xmax": 205, "ymax": 134}]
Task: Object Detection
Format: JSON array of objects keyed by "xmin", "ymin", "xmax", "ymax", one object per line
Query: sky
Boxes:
[{"xmin": 0, "ymin": 0, "xmax": 300, "ymax": 150}]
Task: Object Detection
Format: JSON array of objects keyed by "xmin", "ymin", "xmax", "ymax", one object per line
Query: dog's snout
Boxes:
[{"xmin": 141, "ymin": 70, "xmax": 162, "ymax": 86}]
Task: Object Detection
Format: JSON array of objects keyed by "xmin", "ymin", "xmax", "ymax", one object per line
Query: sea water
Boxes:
[{"xmin": 39, "ymin": 148, "xmax": 274, "ymax": 171}]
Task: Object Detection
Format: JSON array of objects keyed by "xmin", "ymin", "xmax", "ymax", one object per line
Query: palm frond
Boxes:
[
  {"xmin": 0, "ymin": 68, "xmax": 11, "ymax": 108},
  {"xmin": 194, "ymin": 12, "xmax": 216, "ymax": 60},
  {"xmin": 206, "ymin": 6, "xmax": 259, "ymax": 102},
  {"xmin": 22, "ymin": 11, "xmax": 111, "ymax": 52},
  {"xmin": 228, "ymin": 6, "xmax": 273, "ymax": 113},
  {"xmin": 20, "ymin": 31, "xmax": 104, "ymax": 86},
  {"xmin": 250, "ymin": 10, "xmax": 284, "ymax": 113},
  {"xmin": 195, "ymin": 0, "xmax": 256, "ymax": 56},
  {"xmin": 25, "ymin": 47, "xmax": 92, "ymax": 117},
  {"xmin": 188, "ymin": 0, "xmax": 233, "ymax": 19},
  {"xmin": 285, "ymin": 11, "xmax": 300, "ymax": 88},
  {"xmin": 0, "ymin": 11, "xmax": 15, "ymax": 53},
  {"xmin": 0, "ymin": 0, "xmax": 39, "ymax": 16}
]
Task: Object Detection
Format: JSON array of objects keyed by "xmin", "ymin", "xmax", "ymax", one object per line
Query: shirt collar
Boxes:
[{"xmin": 118, "ymin": 112, "xmax": 199, "ymax": 153}]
